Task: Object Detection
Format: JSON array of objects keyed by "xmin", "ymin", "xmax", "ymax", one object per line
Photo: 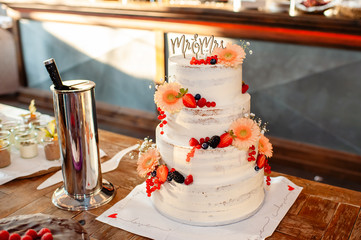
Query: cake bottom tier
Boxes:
[{"xmin": 151, "ymin": 169, "xmax": 265, "ymax": 226}]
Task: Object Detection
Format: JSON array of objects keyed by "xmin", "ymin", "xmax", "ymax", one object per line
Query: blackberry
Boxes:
[
  {"xmin": 194, "ymin": 94, "xmax": 201, "ymax": 101},
  {"xmin": 151, "ymin": 170, "xmax": 157, "ymax": 177},
  {"xmin": 210, "ymin": 58, "xmax": 217, "ymax": 65},
  {"xmin": 167, "ymin": 172, "xmax": 174, "ymax": 182},
  {"xmin": 201, "ymin": 142, "xmax": 209, "ymax": 150},
  {"xmin": 172, "ymin": 171, "xmax": 185, "ymax": 184},
  {"xmin": 208, "ymin": 135, "xmax": 220, "ymax": 148}
]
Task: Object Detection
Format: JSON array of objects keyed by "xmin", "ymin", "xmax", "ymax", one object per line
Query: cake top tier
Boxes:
[{"xmin": 168, "ymin": 55, "xmax": 244, "ymax": 107}]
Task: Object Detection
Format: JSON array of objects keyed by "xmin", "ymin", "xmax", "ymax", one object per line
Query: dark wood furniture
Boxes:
[{"xmin": 0, "ymin": 129, "xmax": 360, "ymax": 239}]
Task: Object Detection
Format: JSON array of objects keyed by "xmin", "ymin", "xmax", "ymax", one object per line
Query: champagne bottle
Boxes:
[{"xmin": 43, "ymin": 58, "xmax": 70, "ymax": 90}]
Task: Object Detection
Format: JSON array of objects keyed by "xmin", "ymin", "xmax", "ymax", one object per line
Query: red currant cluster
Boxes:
[
  {"xmin": 0, "ymin": 228, "xmax": 53, "ymax": 240},
  {"xmin": 247, "ymin": 145, "xmax": 256, "ymax": 162},
  {"xmin": 266, "ymin": 176, "xmax": 271, "ymax": 186},
  {"xmin": 264, "ymin": 159, "xmax": 272, "ymax": 185},
  {"xmin": 157, "ymin": 107, "xmax": 167, "ymax": 135},
  {"xmin": 146, "ymin": 176, "xmax": 162, "ymax": 197},
  {"xmin": 190, "ymin": 55, "xmax": 218, "ymax": 65}
]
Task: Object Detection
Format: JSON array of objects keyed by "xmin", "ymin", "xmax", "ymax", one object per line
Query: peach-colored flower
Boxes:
[
  {"xmin": 213, "ymin": 42, "xmax": 246, "ymax": 67},
  {"xmin": 229, "ymin": 118, "xmax": 260, "ymax": 150},
  {"xmin": 258, "ymin": 134, "xmax": 273, "ymax": 158},
  {"xmin": 154, "ymin": 82, "xmax": 183, "ymax": 113},
  {"xmin": 137, "ymin": 148, "xmax": 160, "ymax": 177}
]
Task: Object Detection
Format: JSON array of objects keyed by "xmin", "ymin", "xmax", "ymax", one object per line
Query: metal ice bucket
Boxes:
[{"xmin": 51, "ymin": 80, "xmax": 115, "ymax": 211}]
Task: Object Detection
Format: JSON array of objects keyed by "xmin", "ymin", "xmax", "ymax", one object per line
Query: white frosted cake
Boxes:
[{"xmin": 136, "ymin": 40, "xmax": 273, "ymax": 226}]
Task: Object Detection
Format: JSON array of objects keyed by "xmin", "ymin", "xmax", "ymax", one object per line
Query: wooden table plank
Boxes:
[
  {"xmin": 298, "ymin": 196, "xmax": 338, "ymax": 228},
  {"xmin": 349, "ymin": 211, "xmax": 361, "ymax": 240},
  {"xmin": 322, "ymin": 204, "xmax": 360, "ymax": 240}
]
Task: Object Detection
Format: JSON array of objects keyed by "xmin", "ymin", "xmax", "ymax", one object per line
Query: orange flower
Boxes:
[
  {"xmin": 213, "ymin": 42, "xmax": 246, "ymax": 67},
  {"xmin": 137, "ymin": 148, "xmax": 160, "ymax": 177},
  {"xmin": 229, "ymin": 118, "xmax": 260, "ymax": 150},
  {"xmin": 154, "ymin": 82, "xmax": 183, "ymax": 113},
  {"xmin": 258, "ymin": 134, "xmax": 273, "ymax": 158}
]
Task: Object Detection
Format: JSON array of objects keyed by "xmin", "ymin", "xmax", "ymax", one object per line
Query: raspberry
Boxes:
[
  {"xmin": 25, "ymin": 229, "xmax": 38, "ymax": 239},
  {"xmin": 197, "ymin": 98, "xmax": 207, "ymax": 108},
  {"xmin": 21, "ymin": 235, "xmax": 32, "ymax": 240},
  {"xmin": 0, "ymin": 230, "xmax": 9, "ymax": 240},
  {"xmin": 184, "ymin": 175, "xmax": 193, "ymax": 185},
  {"xmin": 189, "ymin": 138, "xmax": 199, "ymax": 147},
  {"xmin": 41, "ymin": 233, "xmax": 53, "ymax": 240},
  {"xmin": 9, "ymin": 233, "xmax": 21, "ymax": 240},
  {"xmin": 37, "ymin": 228, "xmax": 51, "ymax": 238}
]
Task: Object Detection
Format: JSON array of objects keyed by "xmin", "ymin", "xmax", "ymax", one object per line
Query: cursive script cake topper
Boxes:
[{"xmin": 170, "ymin": 34, "xmax": 225, "ymax": 59}]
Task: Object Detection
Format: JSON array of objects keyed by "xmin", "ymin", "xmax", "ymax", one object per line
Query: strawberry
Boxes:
[
  {"xmin": 256, "ymin": 154, "xmax": 266, "ymax": 169},
  {"xmin": 41, "ymin": 233, "xmax": 53, "ymax": 240},
  {"xmin": 217, "ymin": 132, "xmax": 233, "ymax": 148},
  {"xmin": 182, "ymin": 94, "xmax": 197, "ymax": 108},
  {"xmin": 242, "ymin": 83, "xmax": 249, "ymax": 93},
  {"xmin": 37, "ymin": 228, "xmax": 51, "ymax": 238},
  {"xmin": 9, "ymin": 233, "xmax": 21, "ymax": 240},
  {"xmin": 21, "ymin": 235, "xmax": 32, "ymax": 240},
  {"xmin": 25, "ymin": 229, "xmax": 38, "ymax": 239},
  {"xmin": 184, "ymin": 175, "xmax": 193, "ymax": 185},
  {"xmin": 156, "ymin": 165, "xmax": 169, "ymax": 183},
  {"xmin": 197, "ymin": 98, "xmax": 207, "ymax": 108},
  {"xmin": 189, "ymin": 138, "xmax": 199, "ymax": 147},
  {"xmin": 0, "ymin": 230, "xmax": 9, "ymax": 240}
]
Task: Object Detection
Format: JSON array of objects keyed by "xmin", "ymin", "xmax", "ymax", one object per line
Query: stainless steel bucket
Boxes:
[{"xmin": 51, "ymin": 80, "xmax": 115, "ymax": 211}]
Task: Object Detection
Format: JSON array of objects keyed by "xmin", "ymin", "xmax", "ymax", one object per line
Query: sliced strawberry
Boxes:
[
  {"xmin": 189, "ymin": 138, "xmax": 199, "ymax": 147},
  {"xmin": 197, "ymin": 98, "xmax": 207, "ymax": 108},
  {"xmin": 242, "ymin": 83, "xmax": 249, "ymax": 94},
  {"xmin": 217, "ymin": 132, "xmax": 233, "ymax": 148},
  {"xmin": 182, "ymin": 94, "xmax": 197, "ymax": 108},
  {"xmin": 256, "ymin": 154, "xmax": 266, "ymax": 169},
  {"xmin": 184, "ymin": 175, "xmax": 193, "ymax": 185},
  {"xmin": 156, "ymin": 165, "xmax": 169, "ymax": 183}
]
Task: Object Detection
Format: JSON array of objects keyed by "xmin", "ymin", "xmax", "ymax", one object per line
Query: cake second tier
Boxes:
[{"xmin": 164, "ymin": 93, "xmax": 250, "ymax": 144}]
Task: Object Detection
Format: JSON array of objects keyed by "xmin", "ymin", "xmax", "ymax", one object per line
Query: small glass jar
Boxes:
[
  {"xmin": 0, "ymin": 130, "xmax": 11, "ymax": 141},
  {"xmin": 16, "ymin": 132, "xmax": 38, "ymax": 159},
  {"xmin": 32, "ymin": 119, "xmax": 49, "ymax": 142},
  {"xmin": 22, "ymin": 112, "xmax": 41, "ymax": 124},
  {"xmin": 0, "ymin": 120, "xmax": 21, "ymax": 144},
  {"xmin": 42, "ymin": 137, "xmax": 60, "ymax": 161},
  {"xmin": 0, "ymin": 140, "xmax": 11, "ymax": 168},
  {"xmin": 13, "ymin": 123, "xmax": 35, "ymax": 149}
]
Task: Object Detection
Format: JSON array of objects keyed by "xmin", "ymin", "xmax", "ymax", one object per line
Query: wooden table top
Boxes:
[{"xmin": 0, "ymin": 129, "xmax": 360, "ymax": 240}]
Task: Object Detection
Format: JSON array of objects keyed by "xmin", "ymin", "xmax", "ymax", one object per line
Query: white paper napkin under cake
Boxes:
[{"xmin": 96, "ymin": 176, "xmax": 302, "ymax": 240}]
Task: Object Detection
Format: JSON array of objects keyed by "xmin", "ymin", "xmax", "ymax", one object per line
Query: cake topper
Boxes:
[{"xmin": 170, "ymin": 34, "xmax": 225, "ymax": 59}]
